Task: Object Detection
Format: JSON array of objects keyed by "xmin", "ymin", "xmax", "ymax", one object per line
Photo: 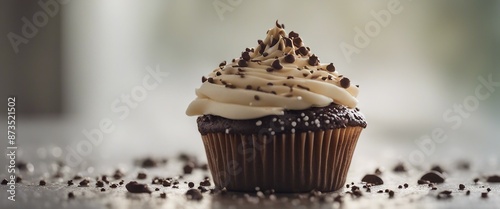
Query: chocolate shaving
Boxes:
[{"xmin": 297, "ymin": 85, "xmax": 310, "ymax": 91}]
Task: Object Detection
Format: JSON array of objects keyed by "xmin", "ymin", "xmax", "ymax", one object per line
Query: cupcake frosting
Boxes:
[{"xmin": 186, "ymin": 21, "xmax": 360, "ymax": 120}]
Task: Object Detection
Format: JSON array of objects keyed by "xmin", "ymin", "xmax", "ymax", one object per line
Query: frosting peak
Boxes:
[{"xmin": 186, "ymin": 21, "xmax": 360, "ymax": 120}]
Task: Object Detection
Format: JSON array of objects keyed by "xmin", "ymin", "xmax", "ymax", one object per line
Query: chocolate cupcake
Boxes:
[{"xmin": 186, "ymin": 21, "xmax": 366, "ymax": 192}]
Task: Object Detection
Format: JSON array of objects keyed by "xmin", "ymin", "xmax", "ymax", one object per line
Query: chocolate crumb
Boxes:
[
  {"xmin": 487, "ymin": 188, "xmax": 491, "ymax": 192},
  {"xmin": 67, "ymin": 180, "xmax": 74, "ymax": 186},
  {"xmin": 183, "ymin": 162, "xmax": 194, "ymax": 174},
  {"xmin": 481, "ymin": 192, "xmax": 488, "ymax": 198},
  {"xmin": 39, "ymin": 180, "xmax": 46, "ymax": 186},
  {"xmin": 293, "ymin": 37, "xmax": 303, "ymax": 47},
  {"xmin": 361, "ymin": 174, "xmax": 384, "ymax": 185},
  {"xmin": 262, "ymin": 52, "xmax": 269, "ymax": 57},
  {"xmin": 398, "ymin": 185, "xmax": 403, "ymax": 189},
  {"xmin": 419, "ymin": 171, "xmax": 445, "ymax": 183},
  {"xmin": 110, "ymin": 184, "xmax": 118, "ymax": 188},
  {"xmin": 377, "ymin": 190, "xmax": 383, "ymax": 193},
  {"xmin": 404, "ymin": 183, "xmax": 409, "ymax": 188},
  {"xmin": 346, "ymin": 184, "xmax": 350, "ymax": 188},
  {"xmin": 96, "ymin": 181, "xmax": 104, "ymax": 187},
  {"xmin": 486, "ymin": 175, "xmax": 500, "ymax": 183},
  {"xmin": 68, "ymin": 192, "xmax": 75, "ymax": 199},
  {"xmin": 162, "ymin": 180, "xmax": 171, "ymax": 187},
  {"xmin": 207, "ymin": 77, "xmax": 214, "ymax": 83},
  {"xmin": 388, "ymin": 190, "xmax": 395, "ymax": 198},
  {"xmin": 200, "ymin": 179, "xmax": 211, "ymax": 187},
  {"xmin": 79, "ymin": 179, "xmax": 90, "ymax": 187},
  {"xmin": 125, "ymin": 181, "xmax": 152, "ymax": 194},
  {"xmin": 188, "ymin": 182, "xmax": 195, "ymax": 188},
  {"xmin": 112, "ymin": 170, "xmax": 124, "ymax": 179},
  {"xmin": 201, "ymin": 76, "xmax": 207, "ymax": 83},
  {"xmin": 466, "ymin": 190, "xmax": 471, "ymax": 195},
  {"xmin": 393, "ymin": 163, "xmax": 407, "ymax": 172},
  {"xmin": 141, "ymin": 158, "xmax": 157, "ymax": 168},
  {"xmin": 160, "ymin": 192, "xmax": 166, "ymax": 199},
  {"xmin": 186, "ymin": 189, "xmax": 203, "ymax": 200},
  {"xmin": 474, "ymin": 178, "xmax": 480, "ymax": 183},
  {"xmin": 1, "ymin": 179, "xmax": 8, "ymax": 185},
  {"xmin": 137, "ymin": 172, "xmax": 147, "ymax": 180},
  {"xmin": 215, "ymin": 71, "xmax": 221, "ymax": 76},
  {"xmin": 100, "ymin": 188, "xmax": 105, "ymax": 192},
  {"xmin": 437, "ymin": 190, "xmax": 452, "ymax": 199},
  {"xmin": 254, "ymin": 95, "xmax": 260, "ymax": 101},
  {"xmin": 459, "ymin": 184, "xmax": 465, "ymax": 190},
  {"xmin": 155, "ymin": 188, "xmax": 160, "ymax": 191}
]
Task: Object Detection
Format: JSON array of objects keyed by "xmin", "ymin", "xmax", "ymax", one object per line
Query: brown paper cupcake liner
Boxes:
[{"xmin": 201, "ymin": 126, "xmax": 363, "ymax": 192}]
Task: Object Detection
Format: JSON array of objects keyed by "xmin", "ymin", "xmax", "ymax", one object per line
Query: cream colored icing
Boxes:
[{"xmin": 186, "ymin": 21, "xmax": 359, "ymax": 119}]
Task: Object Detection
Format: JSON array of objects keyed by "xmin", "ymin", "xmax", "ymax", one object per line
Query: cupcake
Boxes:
[{"xmin": 186, "ymin": 21, "xmax": 366, "ymax": 192}]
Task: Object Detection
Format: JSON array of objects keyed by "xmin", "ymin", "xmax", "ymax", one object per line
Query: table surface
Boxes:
[{"xmin": 1, "ymin": 148, "xmax": 500, "ymax": 209}]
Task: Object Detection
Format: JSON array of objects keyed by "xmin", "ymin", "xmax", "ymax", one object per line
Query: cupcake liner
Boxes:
[{"xmin": 201, "ymin": 126, "xmax": 363, "ymax": 192}]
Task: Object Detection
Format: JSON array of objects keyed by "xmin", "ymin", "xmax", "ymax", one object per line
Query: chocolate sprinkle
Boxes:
[
  {"xmin": 486, "ymin": 175, "xmax": 500, "ymax": 183},
  {"xmin": 242, "ymin": 51, "xmax": 251, "ymax": 61},
  {"xmin": 308, "ymin": 54, "xmax": 319, "ymax": 66},
  {"xmin": 272, "ymin": 59, "xmax": 283, "ymax": 70},
  {"xmin": 340, "ymin": 77, "xmax": 350, "ymax": 88},
  {"xmin": 125, "ymin": 181, "xmax": 152, "ymax": 194},
  {"xmin": 361, "ymin": 174, "xmax": 384, "ymax": 185},
  {"xmin": 284, "ymin": 54, "xmax": 295, "ymax": 63},
  {"xmin": 238, "ymin": 59, "xmax": 248, "ymax": 67},
  {"xmin": 326, "ymin": 63, "xmax": 335, "ymax": 72},
  {"xmin": 289, "ymin": 31, "xmax": 299, "ymax": 38},
  {"xmin": 297, "ymin": 46, "xmax": 308, "ymax": 56}
]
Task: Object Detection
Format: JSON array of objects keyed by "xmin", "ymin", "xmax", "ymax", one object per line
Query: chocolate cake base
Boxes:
[{"xmin": 197, "ymin": 103, "xmax": 367, "ymax": 135}]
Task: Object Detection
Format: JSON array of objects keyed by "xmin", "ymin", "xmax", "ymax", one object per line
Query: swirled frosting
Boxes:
[{"xmin": 186, "ymin": 21, "xmax": 360, "ymax": 120}]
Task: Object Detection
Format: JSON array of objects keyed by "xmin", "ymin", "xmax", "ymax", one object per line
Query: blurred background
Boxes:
[{"xmin": 1, "ymin": 0, "xmax": 499, "ymax": 170}]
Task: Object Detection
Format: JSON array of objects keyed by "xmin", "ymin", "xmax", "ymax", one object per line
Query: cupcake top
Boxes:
[{"xmin": 186, "ymin": 21, "xmax": 360, "ymax": 120}]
